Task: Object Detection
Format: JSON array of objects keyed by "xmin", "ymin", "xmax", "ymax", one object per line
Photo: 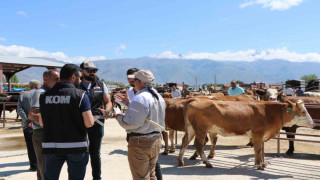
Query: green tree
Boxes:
[
  {"xmin": 102, "ymin": 80, "xmax": 125, "ymax": 88},
  {"xmin": 11, "ymin": 74, "xmax": 19, "ymax": 83},
  {"xmin": 301, "ymin": 74, "xmax": 318, "ymax": 81},
  {"xmin": 236, "ymin": 80, "xmax": 244, "ymax": 84},
  {"xmin": 2, "ymin": 75, "xmax": 6, "ymax": 83}
]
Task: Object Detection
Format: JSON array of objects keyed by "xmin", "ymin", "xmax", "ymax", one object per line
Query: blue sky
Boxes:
[{"xmin": 0, "ymin": 0, "xmax": 319, "ymax": 62}]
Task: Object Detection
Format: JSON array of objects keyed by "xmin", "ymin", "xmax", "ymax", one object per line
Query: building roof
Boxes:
[{"xmin": 0, "ymin": 56, "xmax": 64, "ymax": 75}]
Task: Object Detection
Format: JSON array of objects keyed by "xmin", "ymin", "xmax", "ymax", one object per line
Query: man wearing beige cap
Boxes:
[
  {"xmin": 115, "ymin": 68, "xmax": 164, "ymax": 180},
  {"xmin": 17, "ymin": 80, "xmax": 41, "ymax": 172},
  {"xmin": 106, "ymin": 70, "xmax": 166, "ymax": 180}
]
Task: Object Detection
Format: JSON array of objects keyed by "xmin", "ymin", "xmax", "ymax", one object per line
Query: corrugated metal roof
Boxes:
[{"xmin": 0, "ymin": 56, "xmax": 64, "ymax": 67}]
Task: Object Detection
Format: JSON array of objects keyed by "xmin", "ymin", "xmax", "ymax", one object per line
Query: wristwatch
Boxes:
[{"xmin": 105, "ymin": 110, "xmax": 112, "ymax": 116}]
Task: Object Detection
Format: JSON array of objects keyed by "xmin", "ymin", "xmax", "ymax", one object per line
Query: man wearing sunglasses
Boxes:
[
  {"xmin": 80, "ymin": 60, "xmax": 112, "ymax": 180},
  {"xmin": 228, "ymin": 80, "xmax": 245, "ymax": 96}
]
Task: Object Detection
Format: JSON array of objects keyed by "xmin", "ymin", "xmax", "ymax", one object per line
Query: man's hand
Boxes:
[
  {"xmin": 114, "ymin": 93, "xmax": 129, "ymax": 106},
  {"xmin": 28, "ymin": 108, "xmax": 40, "ymax": 122},
  {"xmin": 28, "ymin": 122, "xmax": 33, "ymax": 128},
  {"xmin": 99, "ymin": 108, "xmax": 112, "ymax": 120}
]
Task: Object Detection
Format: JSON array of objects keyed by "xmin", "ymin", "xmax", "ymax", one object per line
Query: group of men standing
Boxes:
[{"xmin": 18, "ymin": 61, "xmax": 165, "ymax": 180}]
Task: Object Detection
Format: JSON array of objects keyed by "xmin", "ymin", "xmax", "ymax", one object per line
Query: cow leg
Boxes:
[
  {"xmin": 178, "ymin": 129, "xmax": 195, "ymax": 166},
  {"xmin": 190, "ymin": 134, "xmax": 210, "ymax": 160},
  {"xmin": 161, "ymin": 131, "xmax": 169, "ymax": 155},
  {"xmin": 284, "ymin": 126, "xmax": 297, "ymax": 155},
  {"xmin": 253, "ymin": 137, "xmax": 265, "ymax": 170},
  {"xmin": 169, "ymin": 130, "xmax": 175, "ymax": 153},
  {"xmin": 194, "ymin": 133, "xmax": 213, "ymax": 168},
  {"xmin": 246, "ymin": 138, "xmax": 254, "ymax": 147},
  {"xmin": 208, "ymin": 132, "xmax": 218, "ymax": 159}
]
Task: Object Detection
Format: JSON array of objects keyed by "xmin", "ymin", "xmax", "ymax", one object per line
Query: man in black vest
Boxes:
[
  {"xmin": 39, "ymin": 64, "xmax": 94, "ymax": 180},
  {"xmin": 80, "ymin": 60, "xmax": 112, "ymax": 180}
]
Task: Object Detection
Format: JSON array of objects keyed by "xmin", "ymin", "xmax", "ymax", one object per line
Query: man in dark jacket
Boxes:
[
  {"xmin": 79, "ymin": 60, "xmax": 112, "ymax": 180},
  {"xmin": 39, "ymin": 64, "xmax": 94, "ymax": 180}
]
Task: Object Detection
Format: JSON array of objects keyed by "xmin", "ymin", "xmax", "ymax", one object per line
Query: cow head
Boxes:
[
  {"xmin": 266, "ymin": 89, "xmax": 278, "ymax": 101},
  {"xmin": 284, "ymin": 100, "xmax": 314, "ymax": 128}
]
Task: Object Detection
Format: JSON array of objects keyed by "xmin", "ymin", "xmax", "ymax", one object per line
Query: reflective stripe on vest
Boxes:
[
  {"xmin": 93, "ymin": 115, "xmax": 104, "ymax": 126},
  {"xmin": 93, "ymin": 115, "xmax": 104, "ymax": 119},
  {"xmin": 42, "ymin": 141, "xmax": 88, "ymax": 148}
]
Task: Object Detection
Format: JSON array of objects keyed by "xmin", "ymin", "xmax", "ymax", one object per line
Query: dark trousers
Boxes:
[
  {"xmin": 87, "ymin": 123, "xmax": 104, "ymax": 180},
  {"xmin": 126, "ymin": 134, "xmax": 163, "ymax": 180},
  {"xmin": 44, "ymin": 153, "xmax": 89, "ymax": 180},
  {"xmin": 33, "ymin": 129, "xmax": 46, "ymax": 180},
  {"xmin": 23, "ymin": 127, "xmax": 37, "ymax": 169}
]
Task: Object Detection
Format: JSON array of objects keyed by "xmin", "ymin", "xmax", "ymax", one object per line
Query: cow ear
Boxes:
[{"xmin": 285, "ymin": 100, "xmax": 294, "ymax": 108}]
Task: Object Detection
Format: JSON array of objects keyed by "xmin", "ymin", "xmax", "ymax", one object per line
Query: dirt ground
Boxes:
[{"xmin": 0, "ymin": 111, "xmax": 320, "ymax": 180}]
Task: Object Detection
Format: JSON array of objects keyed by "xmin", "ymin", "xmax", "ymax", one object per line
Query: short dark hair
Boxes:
[
  {"xmin": 127, "ymin": 68, "xmax": 139, "ymax": 75},
  {"xmin": 60, "ymin": 64, "xmax": 81, "ymax": 81},
  {"xmin": 43, "ymin": 69, "xmax": 58, "ymax": 78},
  {"xmin": 79, "ymin": 62, "xmax": 85, "ymax": 69}
]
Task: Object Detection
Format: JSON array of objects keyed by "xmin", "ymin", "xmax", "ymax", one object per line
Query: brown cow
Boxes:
[
  {"xmin": 162, "ymin": 94, "xmax": 255, "ymax": 154},
  {"xmin": 178, "ymin": 99, "xmax": 314, "ymax": 170},
  {"xmin": 281, "ymin": 96, "xmax": 320, "ymax": 155},
  {"xmin": 163, "ymin": 92, "xmax": 172, "ymax": 98}
]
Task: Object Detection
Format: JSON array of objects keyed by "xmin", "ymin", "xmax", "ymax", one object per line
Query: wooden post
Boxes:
[
  {"xmin": 277, "ymin": 133, "xmax": 280, "ymax": 157},
  {"xmin": 3, "ymin": 103, "xmax": 5, "ymax": 128},
  {"xmin": 175, "ymin": 130, "xmax": 178, "ymax": 145},
  {"xmin": 0, "ymin": 64, "xmax": 3, "ymax": 93}
]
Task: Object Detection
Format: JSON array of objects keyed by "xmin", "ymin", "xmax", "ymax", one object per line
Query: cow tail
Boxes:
[{"xmin": 183, "ymin": 98, "xmax": 197, "ymax": 137}]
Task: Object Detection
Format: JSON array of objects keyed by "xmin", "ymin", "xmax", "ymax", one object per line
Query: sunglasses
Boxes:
[
  {"xmin": 134, "ymin": 78, "xmax": 140, "ymax": 81},
  {"xmin": 86, "ymin": 69, "xmax": 98, "ymax": 73}
]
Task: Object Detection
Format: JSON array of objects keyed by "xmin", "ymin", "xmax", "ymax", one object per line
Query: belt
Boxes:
[
  {"xmin": 33, "ymin": 128, "xmax": 43, "ymax": 132},
  {"xmin": 128, "ymin": 131, "xmax": 160, "ymax": 138},
  {"xmin": 129, "ymin": 135, "xmax": 161, "ymax": 142}
]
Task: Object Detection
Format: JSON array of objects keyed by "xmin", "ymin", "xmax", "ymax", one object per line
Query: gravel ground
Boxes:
[{"xmin": 0, "ymin": 111, "xmax": 319, "ymax": 180}]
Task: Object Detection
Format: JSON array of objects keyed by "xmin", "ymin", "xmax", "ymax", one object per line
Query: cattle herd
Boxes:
[
  {"xmin": 2, "ymin": 87, "xmax": 319, "ymax": 171},
  {"xmin": 112, "ymin": 88, "xmax": 319, "ymax": 170}
]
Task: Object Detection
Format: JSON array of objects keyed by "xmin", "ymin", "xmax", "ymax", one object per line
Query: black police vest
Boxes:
[
  {"xmin": 80, "ymin": 76, "xmax": 104, "ymax": 120},
  {"xmin": 40, "ymin": 82, "xmax": 88, "ymax": 154}
]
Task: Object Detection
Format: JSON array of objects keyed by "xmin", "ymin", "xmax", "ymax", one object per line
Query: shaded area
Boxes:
[
  {"xmin": 158, "ymin": 150, "xmax": 320, "ymax": 180},
  {"xmin": 108, "ymin": 149, "xmax": 128, "ymax": 156},
  {"xmin": 0, "ymin": 161, "xmax": 30, "ymax": 177}
]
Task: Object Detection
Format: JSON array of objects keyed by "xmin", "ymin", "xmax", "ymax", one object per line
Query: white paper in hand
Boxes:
[{"xmin": 113, "ymin": 107, "xmax": 121, "ymax": 115}]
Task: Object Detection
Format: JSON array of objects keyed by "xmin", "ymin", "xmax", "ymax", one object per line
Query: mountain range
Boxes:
[{"xmin": 16, "ymin": 57, "xmax": 320, "ymax": 85}]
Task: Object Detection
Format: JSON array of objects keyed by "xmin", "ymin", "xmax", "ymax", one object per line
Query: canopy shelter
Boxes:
[{"xmin": 0, "ymin": 56, "xmax": 64, "ymax": 93}]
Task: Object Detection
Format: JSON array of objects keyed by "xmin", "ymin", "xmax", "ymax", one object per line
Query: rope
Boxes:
[{"xmin": 286, "ymin": 107, "xmax": 310, "ymax": 126}]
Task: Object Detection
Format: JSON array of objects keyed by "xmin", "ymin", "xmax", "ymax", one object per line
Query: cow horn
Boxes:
[
  {"xmin": 296, "ymin": 99, "xmax": 304, "ymax": 104},
  {"xmin": 285, "ymin": 100, "xmax": 294, "ymax": 108}
]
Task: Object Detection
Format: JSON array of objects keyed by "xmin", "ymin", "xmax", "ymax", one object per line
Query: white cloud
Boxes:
[
  {"xmin": 58, "ymin": 24, "xmax": 68, "ymax": 27},
  {"xmin": 239, "ymin": 0, "xmax": 305, "ymax": 11},
  {"xmin": 115, "ymin": 44, "xmax": 126, "ymax": 57},
  {"xmin": 0, "ymin": 45, "xmax": 106, "ymax": 63},
  {"xmin": 16, "ymin": 11, "xmax": 27, "ymax": 16},
  {"xmin": 0, "ymin": 37, "xmax": 6, "ymax": 41},
  {"xmin": 149, "ymin": 48, "xmax": 320, "ymax": 62},
  {"xmin": 239, "ymin": 1, "xmax": 255, "ymax": 8}
]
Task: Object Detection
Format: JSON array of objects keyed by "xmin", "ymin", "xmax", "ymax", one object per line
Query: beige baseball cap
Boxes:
[
  {"xmin": 135, "ymin": 70, "xmax": 155, "ymax": 84},
  {"xmin": 29, "ymin": 80, "xmax": 41, "ymax": 87},
  {"xmin": 82, "ymin": 60, "xmax": 98, "ymax": 70}
]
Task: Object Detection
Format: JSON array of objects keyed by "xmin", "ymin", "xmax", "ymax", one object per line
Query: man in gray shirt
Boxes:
[
  {"xmin": 110, "ymin": 70, "xmax": 166, "ymax": 180},
  {"xmin": 28, "ymin": 69, "xmax": 60, "ymax": 180},
  {"xmin": 17, "ymin": 80, "xmax": 41, "ymax": 171}
]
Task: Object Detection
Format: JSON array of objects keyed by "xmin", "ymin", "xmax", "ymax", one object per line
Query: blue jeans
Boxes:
[
  {"xmin": 44, "ymin": 153, "xmax": 89, "ymax": 180},
  {"xmin": 87, "ymin": 123, "xmax": 104, "ymax": 180}
]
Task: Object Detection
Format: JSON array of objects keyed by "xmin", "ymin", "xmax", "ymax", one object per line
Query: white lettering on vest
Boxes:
[{"xmin": 45, "ymin": 96, "xmax": 71, "ymax": 104}]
